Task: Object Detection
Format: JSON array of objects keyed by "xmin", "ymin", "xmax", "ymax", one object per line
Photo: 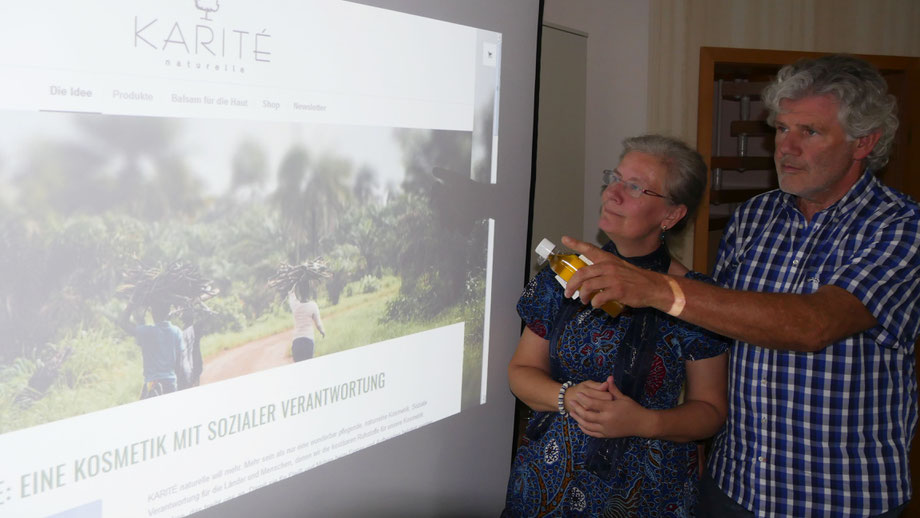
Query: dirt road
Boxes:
[
  {"xmin": 198, "ymin": 284, "xmax": 398, "ymax": 385},
  {"xmin": 199, "ymin": 328, "xmax": 294, "ymax": 384}
]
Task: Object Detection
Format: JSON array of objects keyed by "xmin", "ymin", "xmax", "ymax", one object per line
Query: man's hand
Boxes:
[{"xmin": 560, "ymin": 235, "xmax": 672, "ymax": 311}]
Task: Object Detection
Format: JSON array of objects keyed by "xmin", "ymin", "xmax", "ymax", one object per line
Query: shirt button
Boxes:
[
  {"xmin": 792, "ymin": 259, "xmax": 799, "ymax": 266},
  {"xmin": 761, "ymin": 378, "xmax": 767, "ymax": 386},
  {"xmin": 761, "ymin": 415, "xmax": 767, "ymax": 423},
  {"xmin": 758, "ymin": 456, "xmax": 765, "ymax": 462}
]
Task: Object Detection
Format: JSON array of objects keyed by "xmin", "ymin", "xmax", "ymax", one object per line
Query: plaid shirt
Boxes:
[{"xmin": 708, "ymin": 171, "xmax": 920, "ymax": 517}]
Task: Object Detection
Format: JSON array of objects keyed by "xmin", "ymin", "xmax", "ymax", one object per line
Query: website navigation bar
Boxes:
[{"xmin": 0, "ymin": 67, "xmax": 472, "ymax": 130}]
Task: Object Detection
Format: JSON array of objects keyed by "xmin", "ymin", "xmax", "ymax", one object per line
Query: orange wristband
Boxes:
[{"xmin": 665, "ymin": 276, "xmax": 685, "ymax": 317}]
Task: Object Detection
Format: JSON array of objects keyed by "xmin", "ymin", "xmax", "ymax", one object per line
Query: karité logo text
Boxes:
[{"xmin": 134, "ymin": 0, "xmax": 272, "ymax": 74}]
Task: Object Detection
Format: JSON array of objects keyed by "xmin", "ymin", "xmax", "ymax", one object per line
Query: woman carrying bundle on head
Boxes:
[
  {"xmin": 270, "ymin": 260, "xmax": 331, "ymax": 362},
  {"xmin": 287, "ymin": 280, "xmax": 326, "ymax": 362}
]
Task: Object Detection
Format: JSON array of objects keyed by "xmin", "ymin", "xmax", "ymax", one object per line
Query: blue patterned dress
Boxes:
[{"xmin": 503, "ymin": 245, "xmax": 728, "ymax": 517}]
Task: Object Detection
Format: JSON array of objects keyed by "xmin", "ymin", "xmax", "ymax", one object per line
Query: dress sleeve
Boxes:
[
  {"xmin": 516, "ymin": 266, "xmax": 565, "ymax": 339},
  {"xmin": 676, "ymin": 271, "xmax": 731, "ymax": 361}
]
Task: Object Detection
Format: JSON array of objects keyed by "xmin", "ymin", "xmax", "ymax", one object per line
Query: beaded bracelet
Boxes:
[{"xmin": 557, "ymin": 381, "xmax": 574, "ymax": 416}]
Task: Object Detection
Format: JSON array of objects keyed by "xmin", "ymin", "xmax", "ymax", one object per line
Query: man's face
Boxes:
[{"xmin": 773, "ymin": 94, "xmax": 863, "ymax": 211}]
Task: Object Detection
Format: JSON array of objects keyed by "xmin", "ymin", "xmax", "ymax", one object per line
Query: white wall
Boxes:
[
  {"xmin": 542, "ymin": 0, "xmax": 650, "ymax": 244},
  {"xmin": 531, "ymin": 24, "xmax": 587, "ymax": 267}
]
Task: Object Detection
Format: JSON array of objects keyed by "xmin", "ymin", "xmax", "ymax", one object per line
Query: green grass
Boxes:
[
  {"xmin": 0, "ymin": 327, "xmax": 142, "ymax": 433},
  {"xmin": 317, "ymin": 276, "xmax": 446, "ymax": 356},
  {"xmin": 0, "ymin": 274, "xmax": 488, "ymax": 434}
]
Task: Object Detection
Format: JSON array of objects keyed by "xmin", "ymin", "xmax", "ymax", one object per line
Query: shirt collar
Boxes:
[{"xmin": 780, "ymin": 169, "xmax": 875, "ymax": 221}]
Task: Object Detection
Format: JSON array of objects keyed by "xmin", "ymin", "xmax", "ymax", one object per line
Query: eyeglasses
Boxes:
[{"xmin": 602, "ymin": 169, "xmax": 667, "ymax": 200}]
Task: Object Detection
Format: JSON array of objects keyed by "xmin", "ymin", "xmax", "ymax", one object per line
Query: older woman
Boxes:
[{"xmin": 502, "ymin": 135, "xmax": 728, "ymax": 517}]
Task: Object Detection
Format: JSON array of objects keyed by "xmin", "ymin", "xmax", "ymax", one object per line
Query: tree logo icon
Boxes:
[{"xmin": 195, "ymin": 0, "xmax": 219, "ymax": 21}]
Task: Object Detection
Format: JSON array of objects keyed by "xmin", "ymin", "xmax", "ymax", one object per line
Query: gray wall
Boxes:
[{"xmin": 543, "ymin": 1, "xmax": 651, "ymax": 247}]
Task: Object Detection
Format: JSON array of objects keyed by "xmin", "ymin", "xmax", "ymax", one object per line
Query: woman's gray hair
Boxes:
[
  {"xmin": 620, "ymin": 134, "xmax": 707, "ymax": 232},
  {"xmin": 762, "ymin": 54, "xmax": 899, "ymax": 171}
]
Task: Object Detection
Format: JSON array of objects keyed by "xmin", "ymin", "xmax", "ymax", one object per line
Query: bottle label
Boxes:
[
  {"xmin": 550, "ymin": 254, "xmax": 592, "ymax": 298},
  {"xmin": 553, "ymin": 274, "xmax": 576, "ymax": 296}
]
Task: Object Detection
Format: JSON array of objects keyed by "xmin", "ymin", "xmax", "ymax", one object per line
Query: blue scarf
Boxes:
[{"xmin": 583, "ymin": 241, "xmax": 670, "ymax": 479}]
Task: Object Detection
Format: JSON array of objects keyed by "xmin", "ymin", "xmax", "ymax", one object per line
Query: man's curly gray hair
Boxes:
[{"xmin": 762, "ymin": 54, "xmax": 899, "ymax": 172}]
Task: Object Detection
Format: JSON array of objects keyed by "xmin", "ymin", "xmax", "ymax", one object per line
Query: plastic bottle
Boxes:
[{"xmin": 535, "ymin": 238, "xmax": 625, "ymax": 318}]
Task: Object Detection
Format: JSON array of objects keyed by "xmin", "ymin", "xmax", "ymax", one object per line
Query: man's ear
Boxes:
[{"xmin": 853, "ymin": 131, "xmax": 882, "ymax": 161}]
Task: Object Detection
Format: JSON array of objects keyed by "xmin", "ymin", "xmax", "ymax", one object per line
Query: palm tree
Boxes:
[
  {"xmin": 352, "ymin": 165, "xmax": 379, "ymax": 206},
  {"xmin": 230, "ymin": 139, "xmax": 269, "ymax": 200},
  {"xmin": 273, "ymin": 145, "xmax": 311, "ymax": 261},
  {"xmin": 393, "ymin": 128, "xmax": 471, "ymax": 194},
  {"xmin": 19, "ymin": 113, "xmax": 202, "ymax": 220},
  {"xmin": 303, "ymin": 154, "xmax": 352, "ymax": 258}
]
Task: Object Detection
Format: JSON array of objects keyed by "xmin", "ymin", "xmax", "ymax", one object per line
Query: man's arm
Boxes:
[
  {"xmin": 312, "ymin": 304, "xmax": 326, "ymax": 338},
  {"xmin": 118, "ymin": 304, "xmax": 139, "ymax": 336},
  {"xmin": 561, "ymin": 236, "xmax": 876, "ymax": 352}
]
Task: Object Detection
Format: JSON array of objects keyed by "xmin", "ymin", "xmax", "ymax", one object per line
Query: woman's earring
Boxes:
[{"xmin": 660, "ymin": 225, "xmax": 668, "ymax": 241}]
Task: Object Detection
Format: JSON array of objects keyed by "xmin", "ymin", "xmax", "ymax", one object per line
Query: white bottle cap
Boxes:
[{"xmin": 535, "ymin": 238, "xmax": 555, "ymax": 260}]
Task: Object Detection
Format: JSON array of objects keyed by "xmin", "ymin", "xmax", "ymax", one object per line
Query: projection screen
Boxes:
[{"xmin": 0, "ymin": 1, "xmax": 540, "ymax": 516}]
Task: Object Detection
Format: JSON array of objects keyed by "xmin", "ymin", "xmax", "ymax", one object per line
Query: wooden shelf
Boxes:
[
  {"xmin": 710, "ymin": 156, "xmax": 774, "ymax": 171},
  {"xmin": 730, "ymin": 120, "xmax": 773, "ymax": 137},
  {"xmin": 708, "ymin": 216, "xmax": 730, "ymax": 231}
]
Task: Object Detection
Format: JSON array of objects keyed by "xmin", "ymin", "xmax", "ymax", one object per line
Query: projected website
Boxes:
[{"xmin": 0, "ymin": 1, "xmax": 502, "ymax": 516}]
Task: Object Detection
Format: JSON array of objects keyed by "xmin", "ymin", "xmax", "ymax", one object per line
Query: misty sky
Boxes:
[{"xmin": 0, "ymin": 110, "xmax": 407, "ymax": 200}]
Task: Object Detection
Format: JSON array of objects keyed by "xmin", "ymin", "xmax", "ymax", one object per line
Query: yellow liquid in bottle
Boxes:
[
  {"xmin": 548, "ymin": 253, "xmax": 625, "ymax": 318},
  {"xmin": 547, "ymin": 253, "xmax": 586, "ymax": 281}
]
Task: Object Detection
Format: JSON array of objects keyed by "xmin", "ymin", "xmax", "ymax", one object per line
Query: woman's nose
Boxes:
[{"xmin": 603, "ymin": 181, "xmax": 624, "ymax": 202}]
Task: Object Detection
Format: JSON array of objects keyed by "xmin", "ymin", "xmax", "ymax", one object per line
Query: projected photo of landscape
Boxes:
[{"xmin": 0, "ymin": 111, "xmax": 492, "ymax": 434}]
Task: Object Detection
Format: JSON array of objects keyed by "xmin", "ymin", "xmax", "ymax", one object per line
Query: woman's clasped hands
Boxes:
[{"xmin": 565, "ymin": 376, "xmax": 650, "ymax": 439}]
